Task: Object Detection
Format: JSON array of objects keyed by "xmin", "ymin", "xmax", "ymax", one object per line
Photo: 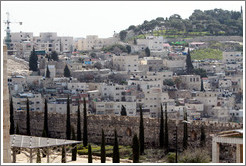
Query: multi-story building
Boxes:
[
  {"xmin": 77, "ymin": 35, "xmax": 118, "ymax": 51},
  {"xmin": 137, "ymin": 36, "xmax": 164, "ymax": 51},
  {"xmin": 140, "ymin": 57, "xmax": 164, "ymax": 72},
  {"xmin": 163, "ymin": 55, "xmax": 186, "ymax": 72},
  {"xmin": 12, "ymin": 92, "xmax": 43, "ymax": 112},
  {"xmin": 94, "ymin": 101, "xmax": 136, "ymax": 116},
  {"xmin": 113, "ymin": 54, "xmax": 139, "ymax": 72},
  {"xmin": 179, "ymin": 75, "xmax": 201, "ymax": 91}
]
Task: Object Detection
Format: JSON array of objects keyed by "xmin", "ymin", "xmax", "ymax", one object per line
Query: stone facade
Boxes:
[{"xmin": 3, "ymin": 45, "xmax": 11, "ymax": 162}]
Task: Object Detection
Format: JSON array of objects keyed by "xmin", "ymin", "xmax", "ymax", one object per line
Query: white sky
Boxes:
[{"xmin": 1, "ymin": 1, "xmax": 245, "ymax": 38}]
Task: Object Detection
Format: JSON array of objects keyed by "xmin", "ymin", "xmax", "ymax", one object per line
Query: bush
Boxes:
[
  {"xmin": 178, "ymin": 148, "xmax": 211, "ymax": 163},
  {"xmin": 167, "ymin": 152, "xmax": 176, "ymax": 163}
]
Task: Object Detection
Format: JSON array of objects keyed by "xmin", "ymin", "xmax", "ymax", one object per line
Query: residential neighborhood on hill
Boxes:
[{"xmin": 2, "ymin": 4, "xmax": 244, "ymax": 164}]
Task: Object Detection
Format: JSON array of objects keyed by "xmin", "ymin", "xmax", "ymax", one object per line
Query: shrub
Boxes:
[
  {"xmin": 178, "ymin": 148, "xmax": 211, "ymax": 163},
  {"xmin": 167, "ymin": 152, "xmax": 176, "ymax": 163}
]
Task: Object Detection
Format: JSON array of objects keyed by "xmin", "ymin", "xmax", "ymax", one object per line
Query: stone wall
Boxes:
[
  {"xmin": 3, "ymin": 45, "xmax": 11, "ymax": 162},
  {"xmin": 14, "ymin": 111, "xmax": 242, "ymax": 151}
]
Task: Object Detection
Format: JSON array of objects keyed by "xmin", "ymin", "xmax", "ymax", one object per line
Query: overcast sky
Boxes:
[{"xmin": 1, "ymin": 1, "xmax": 245, "ymax": 39}]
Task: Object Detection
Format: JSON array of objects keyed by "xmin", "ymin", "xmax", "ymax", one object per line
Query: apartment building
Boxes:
[
  {"xmin": 12, "ymin": 92, "xmax": 43, "ymax": 112},
  {"xmin": 137, "ymin": 36, "xmax": 164, "ymax": 51},
  {"xmin": 140, "ymin": 57, "xmax": 164, "ymax": 72},
  {"xmin": 163, "ymin": 55, "xmax": 186, "ymax": 71},
  {"xmin": 113, "ymin": 54, "xmax": 139, "ymax": 72},
  {"xmin": 179, "ymin": 75, "xmax": 201, "ymax": 91},
  {"xmin": 94, "ymin": 101, "xmax": 136, "ymax": 116},
  {"xmin": 77, "ymin": 35, "xmax": 118, "ymax": 51}
]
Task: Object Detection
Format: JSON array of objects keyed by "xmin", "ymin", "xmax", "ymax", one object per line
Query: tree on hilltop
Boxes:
[
  {"xmin": 29, "ymin": 47, "xmax": 38, "ymax": 71},
  {"xmin": 64, "ymin": 64, "xmax": 71, "ymax": 78}
]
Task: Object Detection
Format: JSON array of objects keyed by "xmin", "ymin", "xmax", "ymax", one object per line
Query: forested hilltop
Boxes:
[{"xmin": 119, "ymin": 8, "xmax": 243, "ymax": 41}]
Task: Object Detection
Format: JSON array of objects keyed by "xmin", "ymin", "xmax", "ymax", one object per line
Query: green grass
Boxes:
[{"xmin": 190, "ymin": 48, "xmax": 223, "ymax": 60}]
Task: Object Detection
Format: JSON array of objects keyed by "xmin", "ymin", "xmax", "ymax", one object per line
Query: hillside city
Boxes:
[{"xmin": 3, "ymin": 8, "xmax": 243, "ymax": 164}]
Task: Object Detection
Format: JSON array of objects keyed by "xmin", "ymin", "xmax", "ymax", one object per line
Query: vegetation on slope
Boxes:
[{"xmin": 190, "ymin": 48, "xmax": 222, "ymax": 60}]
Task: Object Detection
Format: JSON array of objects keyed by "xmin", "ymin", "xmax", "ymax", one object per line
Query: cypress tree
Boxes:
[
  {"xmin": 77, "ymin": 100, "xmax": 82, "ymax": 141},
  {"xmin": 200, "ymin": 79, "xmax": 205, "ymax": 91},
  {"xmin": 164, "ymin": 103, "xmax": 169, "ymax": 153},
  {"xmin": 139, "ymin": 105, "xmax": 144, "ymax": 154},
  {"xmin": 121, "ymin": 105, "xmax": 127, "ymax": 116},
  {"xmin": 46, "ymin": 66, "xmax": 50, "ymax": 78},
  {"xmin": 132, "ymin": 134, "xmax": 140, "ymax": 163},
  {"xmin": 72, "ymin": 126, "xmax": 77, "ymax": 161},
  {"xmin": 61, "ymin": 146, "xmax": 66, "ymax": 163},
  {"xmin": 29, "ymin": 47, "xmax": 38, "ymax": 71},
  {"xmin": 186, "ymin": 48, "xmax": 194, "ymax": 74},
  {"xmin": 51, "ymin": 51, "xmax": 59, "ymax": 61},
  {"xmin": 64, "ymin": 64, "xmax": 71, "ymax": 78},
  {"xmin": 101, "ymin": 129, "xmax": 106, "ymax": 163},
  {"xmin": 36, "ymin": 149, "xmax": 41, "ymax": 163},
  {"xmin": 113, "ymin": 130, "xmax": 120, "ymax": 163},
  {"xmin": 41, "ymin": 129, "xmax": 47, "ymax": 157},
  {"xmin": 88, "ymin": 144, "xmax": 92, "ymax": 163},
  {"xmin": 10, "ymin": 97, "xmax": 15, "ymax": 135},
  {"xmin": 26, "ymin": 98, "xmax": 30, "ymax": 136},
  {"xmin": 159, "ymin": 104, "xmax": 164, "ymax": 148},
  {"xmin": 183, "ymin": 108, "xmax": 188, "ymax": 150},
  {"xmin": 145, "ymin": 47, "xmax": 150, "ymax": 57},
  {"xmin": 83, "ymin": 97, "xmax": 88, "ymax": 147},
  {"xmin": 200, "ymin": 125, "xmax": 206, "ymax": 147},
  {"xmin": 66, "ymin": 95, "xmax": 71, "ymax": 140},
  {"xmin": 134, "ymin": 38, "xmax": 137, "ymax": 45},
  {"xmin": 16, "ymin": 123, "xmax": 19, "ymax": 134},
  {"xmin": 43, "ymin": 99, "xmax": 49, "ymax": 137}
]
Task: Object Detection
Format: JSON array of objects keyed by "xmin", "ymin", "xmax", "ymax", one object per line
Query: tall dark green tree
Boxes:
[
  {"xmin": 183, "ymin": 109, "xmax": 188, "ymax": 150},
  {"xmin": 119, "ymin": 30, "xmax": 127, "ymax": 41},
  {"xmin": 51, "ymin": 51, "xmax": 59, "ymax": 61},
  {"xmin": 145, "ymin": 47, "xmax": 150, "ymax": 57},
  {"xmin": 29, "ymin": 47, "xmax": 38, "ymax": 71},
  {"xmin": 200, "ymin": 79, "xmax": 205, "ymax": 91},
  {"xmin": 26, "ymin": 98, "xmax": 31, "ymax": 136},
  {"xmin": 101, "ymin": 129, "xmax": 106, "ymax": 163},
  {"xmin": 64, "ymin": 64, "xmax": 71, "ymax": 78},
  {"xmin": 66, "ymin": 95, "xmax": 71, "ymax": 140},
  {"xmin": 43, "ymin": 99, "xmax": 49, "ymax": 137},
  {"xmin": 61, "ymin": 146, "xmax": 66, "ymax": 163},
  {"xmin": 83, "ymin": 97, "xmax": 88, "ymax": 147},
  {"xmin": 159, "ymin": 104, "xmax": 164, "ymax": 148},
  {"xmin": 139, "ymin": 105, "xmax": 144, "ymax": 154},
  {"xmin": 164, "ymin": 103, "xmax": 169, "ymax": 153},
  {"xmin": 71, "ymin": 126, "xmax": 77, "ymax": 161},
  {"xmin": 77, "ymin": 101, "xmax": 81, "ymax": 141},
  {"xmin": 132, "ymin": 134, "xmax": 140, "ymax": 163},
  {"xmin": 126, "ymin": 45, "xmax": 131, "ymax": 54},
  {"xmin": 36, "ymin": 149, "xmax": 41, "ymax": 163},
  {"xmin": 186, "ymin": 49, "xmax": 194, "ymax": 74},
  {"xmin": 121, "ymin": 105, "xmax": 127, "ymax": 116},
  {"xmin": 113, "ymin": 130, "xmax": 120, "ymax": 163},
  {"xmin": 16, "ymin": 123, "xmax": 19, "ymax": 134},
  {"xmin": 88, "ymin": 144, "xmax": 93, "ymax": 163},
  {"xmin": 10, "ymin": 97, "xmax": 15, "ymax": 135},
  {"xmin": 200, "ymin": 125, "xmax": 206, "ymax": 147},
  {"xmin": 46, "ymin": 66, "xmax": 50, "ymax": 78}
]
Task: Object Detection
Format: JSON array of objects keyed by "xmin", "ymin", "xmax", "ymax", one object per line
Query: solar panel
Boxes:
[{"xmin": 10, "ymin": 135, "xmax": 82, "ymax": 149}]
